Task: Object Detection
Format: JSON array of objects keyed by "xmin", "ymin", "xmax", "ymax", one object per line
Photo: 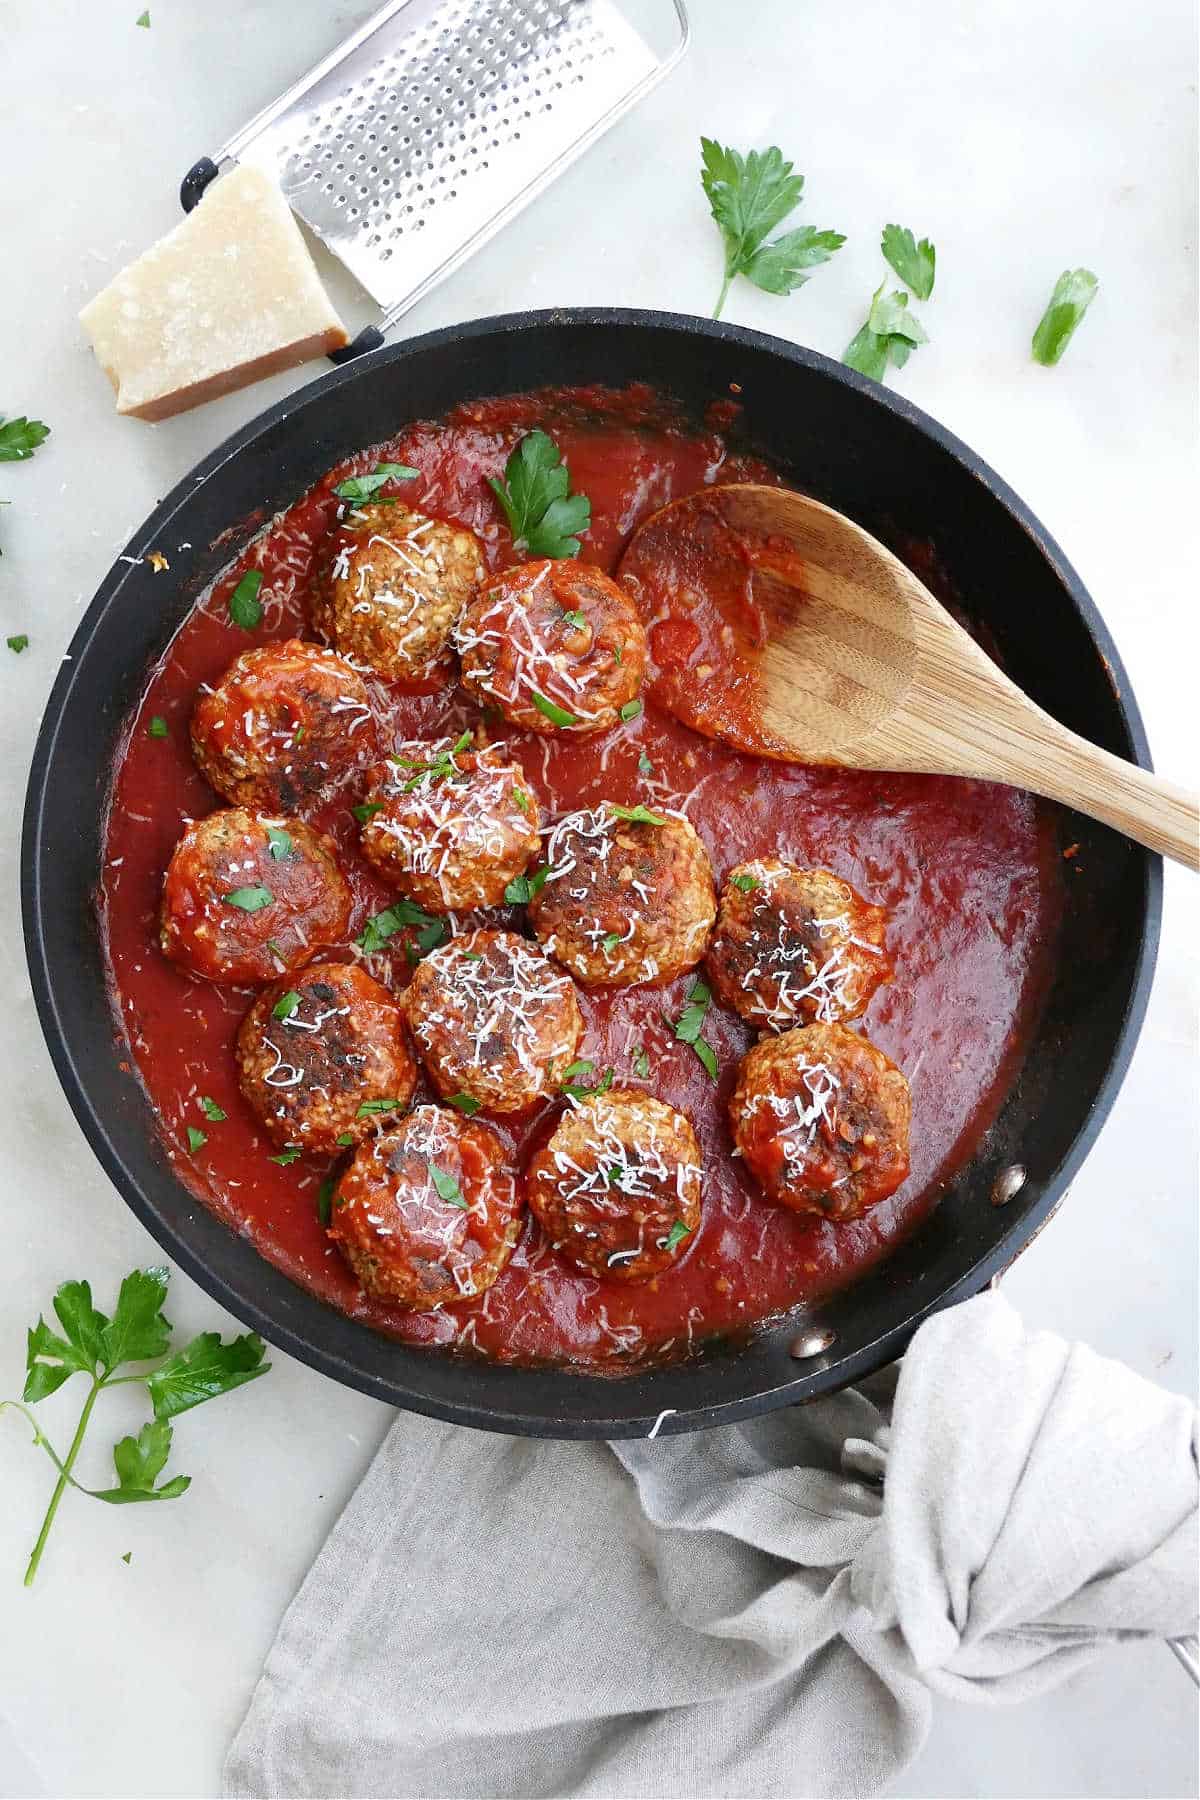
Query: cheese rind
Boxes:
[{"xmin": 80, "ymin": 166, "xmax": 349, "ymax": 422}]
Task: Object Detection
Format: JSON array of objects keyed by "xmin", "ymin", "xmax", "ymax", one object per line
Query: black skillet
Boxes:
[{"xmin": 21, "ymin": 309, "xmax": 1160, "ymax": 1439}]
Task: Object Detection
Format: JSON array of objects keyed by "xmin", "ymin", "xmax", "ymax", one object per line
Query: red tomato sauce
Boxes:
[{"xmin": 100, "ymin": 385, "xmax": 1062, "ymax": 1370}]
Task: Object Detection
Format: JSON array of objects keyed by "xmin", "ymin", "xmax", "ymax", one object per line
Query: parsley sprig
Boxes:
[
  {"xmin": 673, "ymin": 978, "xmax": 719, "ymax": 1080},
  {"xmin": 488, "ymin": 430, "xmax": 591, "ymax": 560},
  {"xmin": 700, "ymin": 138, "xmax": 844, "ymax": 319},
  {"xmin": 389, "ymin": 731, "xmax": 472, "ymax": 792},
  {"xmin": 1, "ymin": 1267, "xmax": 268, "ymax": 1585},
  {"xmin": 844, "ymin": 224, "xmax": 937, "ymax": 384},
  {"xmin": 0, "ymin": 417, "xmax": 50, "ymax": 461},
  {"xmin": 357, "ymin": 899, "xmax": 446, "ymax": 959}
]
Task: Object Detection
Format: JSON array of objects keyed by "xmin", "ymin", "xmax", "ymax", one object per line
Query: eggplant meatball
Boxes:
[
  {"xmin": 312, "ymin": 502, "xmax": 484, "ymax": 681},
  {"xmin": 729, "ymin": 1022, "xmax": 911, "ymax": 1223},
  {"xmin": 401, "ymin": 928, "xmax": 582, "ymax": 1114},
  {"xmin": 528, "ymin": 803, "xmax": 715, "ymax": 988},
  {"xmin": 191, "ymin": 639, "xmax": 377, "ymax": 811},
  {"xmin": 455, "ymin": 560, "xmax": 647, "ymax": 735},
  {"xmin": 706, "ymin": 861, "xmax": 891, "ymax": 1031},
  {"xmin": 160, "ymin": 808, "xmax": 351, "ymax": 985},
  {"xmin": 236, "ymin": 961, "xmax": 417, "ymax": 1152},
  {"xmin": 328, "ymin": 1104, "xmax": 522, "ymax": 1309},
  {"xmin": 359, "ymin": 738, "xmax": 541, "ymax": 913},
  {"xmin": 527, "ymin": 1089, "xmax": 702, "ymax": 1283}
]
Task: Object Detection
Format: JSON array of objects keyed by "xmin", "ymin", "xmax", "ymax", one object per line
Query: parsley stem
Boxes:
[
  {"xmin": 713, "ymin": 272, "xmax": 733, "ymax": 320},
  {"xmin": 23, "ymin": 1377, "xmax": 101, "ymax": 1586}
]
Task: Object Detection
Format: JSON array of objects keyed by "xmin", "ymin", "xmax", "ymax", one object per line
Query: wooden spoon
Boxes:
[{"xmin": 619, "ymin": 484, "xmax": 1198, "ymax": 870}]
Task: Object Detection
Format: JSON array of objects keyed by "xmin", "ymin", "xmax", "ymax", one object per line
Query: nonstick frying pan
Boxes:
[{"xmin": 21, "ymin": 309, "xmax": 1160, "ymax": 1439}]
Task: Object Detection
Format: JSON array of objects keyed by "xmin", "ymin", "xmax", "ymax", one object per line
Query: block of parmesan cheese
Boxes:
[{"xmin": 80, "ymin": 166, "xmax": 349, "ymax": 422}]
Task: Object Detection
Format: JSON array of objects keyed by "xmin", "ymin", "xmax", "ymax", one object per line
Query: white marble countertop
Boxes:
[{"xmin": 1, "ymin": 1, "xmax": 1196, "ymax": 1795}]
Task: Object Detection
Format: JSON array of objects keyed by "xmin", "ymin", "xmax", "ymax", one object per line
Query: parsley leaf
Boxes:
[
  {"xmin": 512, "ymin": 786, "xmax": 531, "ymax": 814},
  {"xmin": 693, "ymin": 1038, "xmax": 719, "ymax": 1080},
  {"xmin": 881, "ymin": 224, "xmax": 936, "ymax": 301},
  {"xmin": 145, "ymin": 1331, "xmax": 268, "ymax": 1420},
  {"xmin": 269, "ymin": 1146, "xmax": 301, "ymax": 1166},
  {"xmin": 602, "ymin": 931, "xmax": 622, "ymax": 953},
  {"xmin": 135, "ymin": 9, "xmax": 150, "ymax": 25},
  {"xmin": 730, "ymin": 872, "xmax": 759, "ymax": 893},
  {"xmin": 199, "ymin": 1096, "xmax": 226, "ymax": 1121},
  {"xmin": 637, "ymin": 750, "xmax": 654, "ymax": 776},
  {"xmin": 147, "ymin": 715, "xmax": 169, "ymax": 738},
  {"xmin": 844, "ymin": 283, "xmax": 928, "ymax": 383},
  {"xmin": 531, "ymin": 691, "xmax": 578, "ymax": 728},
  {"xmin": 504, "ymin": 864, "xmax": 551, "ymax": 905},
  {"xmin": 334, "ymin": 463, "xmax": 419, "ymax": 503},
  {"xmin": 700, "ymin": 137, "xmax": 844, "ymax": 318},
  {"xmin": 265, "ymin": 824, "xmax": 292, "ymax": 861},
  {"xmin": 357, "ymin": 899, "xmax": 446, "ymax": 958},
  {"xmin": 356, "ymin": 1098, "xmax": 401, "ymax": 1117},
  {"xmin": 335, "ymin": 1132, "xmax": 355, "ymax": 1146},
  {"xmin": 228, "ymin": 570, "xmax": 263, "ymax": 630},
  {"xmin": 224, "ymin": 885, "xmax": 272, "ymax": 912},
  {"xmin": 1032, "ymin": 269, "xmax": 1099, "ymax": 366},
  {"xmin": 5, "ymin": 1268, "xmax": 269, "ymax": 1583},
  {"xmin": 316, "ymin": 1178, "xmax": 335, "ymax": 1226},
  {"xmin": 7, "ymin": 634, "xmax": 29, "ymax": 654},
  {"xmin": 186, "ymin": 1126, "xmax": 207, "ymax": 1153},
  {"xmin": 429, "ymin": 1164, "xmax": 468, "ymax": 1208},
  {"xmin": 632, "ymin": 1046, "xmax": 650, "ymax": 1079},
  {"xmin": 609, "ymin": 802, "xmax": 667, "ymax": 826},
  {"xmin": 619, "ymin": 698, "xmax": 643, "ymax": 723},
  {"xmin": 0, "ymin": 416, "xmax": 50, "ymax": 461},
  {"xmin": 89, "ymin": 1420, "xmax": 190, "ymax": 1505},
  {"xmin": 560, "ymin": 1063, "xmax": 614, "ymax": 1099},
  {"xmin": 272, "ymin": 990, "xmax": 301, "ymax": 1020},
  {"xmin": 447, "ymin": 1092, "xmax": 482, "ymax": 1117},
  {"xmin": 352, "ymin": 800, "xmax": 384, "ymax": 824},
  {"xmin": 663, "ymin": 1220, "xmax": 692, "ymax": 1252},
  {"xmin": 673, "ymin": 978, "xmax": 720, "ymax": 1079},
  {"xmin": 487, "ymin": 430, "xmax": 592, "ymax": 559}
]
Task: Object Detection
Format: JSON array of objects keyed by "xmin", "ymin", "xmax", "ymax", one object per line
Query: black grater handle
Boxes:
[
  {"xmin": 328, "ymin": 326, "xmax": 386, "ymax": 364},
  {"xmin": 180, "ymin": 157, "xmax": 220, "ymax": 213}
]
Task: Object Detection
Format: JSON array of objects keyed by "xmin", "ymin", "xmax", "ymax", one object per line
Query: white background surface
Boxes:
[{"xmin": 1, "ymin": 1, "xmax": 1196, "ymax": 1795}]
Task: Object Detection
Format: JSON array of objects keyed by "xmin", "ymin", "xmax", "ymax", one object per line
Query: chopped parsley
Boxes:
[
  {"xmin": 663, "ymin": 1220, "xmax": 692, "ymax": 1252},
  {"xmin": 632, "ymin": 1046, "xmax": 651, "ymax": 1079},
  {"xmin": 504, "ymin": 864, "xmax": 551, "ymax": 905},
  {"xmin": 487, "ymin": 429, "xmax": 591, "ymax": 559},
  {"xmin": 136, "ymin": 9, "xmax": 150, "ymax": 24},
  {"xmin": 227, "ymin": 570, "xmax": 264, "ymax": 631},
  {"xmin": 335, "ymin": 1133, "xmax": 355, "ymax": 1147},
  {"xmin": 352, "ymin": 801, "xmax": 384, "ymax": 824},
  {"xmin": 333, "ymin": 463, "xmax": 419, "ymax": 503},
  {"xmin": 637, "ymin": 750, "xmax": 654, "ymax": 776},
  {"xmin": 609, "ymin": 802, "xmax": 667, "ymax": 826},
  {"xmin": 512, "ymin": 786, "xmax": 531, "ymax": 814},
  {"xmin": 224, "ymin": 886, "xmax": 272, "ymax": 913},
  {"xmin": 560, "ymin": 1062, "xmax": 614, "ymax": 1100},
  {"xmin": 531, "ymin": 691, "xmax": 578, "ymax": 728},
  {"xmin": 429, "ymin": 1164, "xmax": 468, "ymax": 1208},
  {"xmin": 447, "ymin": 1092, "xmax": 482, "ymax": 1117},
  {"xmin": 356, "ymin": 900, "xmax": 446, "ymax": 958},
  {"xmin": 391, "ymin": 730, "xmax": 473, "ymax": 791},
  {"xmin": 561, "ymin": 608, "xmax": 586, "ymax": 630},
  {"xmin": 673, "ymin": 978, "xmax": 719, "ymax": 1080},
  {"xmin": 198, "ymin": 1096, "xmax": 226, "ymax": 1122},
  {"xmin": 272, "ymin": 990, "xmax": 301, "ymax": 1021},
  {"xmin": 316, "ymin": 1179, "xmax": 335, "ymax": 1226},
  {"xmin": 185, "ymin": 1127, "xmax": 207, "ymax": 1153},
  {"xmin": 7, "ymin": 633, "xmax": 29, "ymax": 654},
  {"xmin": 265, "ymin": 824, "xmax": 292, "ymax": 861},
  {"xmin": 729, "ymin": 872, "xmax": 759, "ymax": 893},
  {"xmin": 700, "ymin": 137, "xmax": 845, "ymax": 319},
  {"xmin": 602, "ymin": 931, "xmax": 623, "ymax": 953},
  {"xmin": 1032, "ymin": 269, "xmax": 1099, "ymax": 366},
  {"xmin": 356, "ymin": 1098, "xmax": 401, "ymax": 1118},
  {"xmin": 269, "ymin": 1147, "xmax": 301, "ymax": 1166},
  {"xmin": 146, "ymin": 715, "xmax": 169, "ymax": 738},
  {"xmin": 619, "ymin": 698, "xmax": 643, "ymax": 723}
]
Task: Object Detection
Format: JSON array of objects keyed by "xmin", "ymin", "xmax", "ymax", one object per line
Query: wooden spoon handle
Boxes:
[{"xmin": 1005, "ymin": 723, "xmax": 1198, "ymax": 870}]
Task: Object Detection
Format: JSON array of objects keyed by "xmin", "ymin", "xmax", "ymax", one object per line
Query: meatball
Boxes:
[
  {"xmin": 527, "ymin": 1089, "xmax": 703, "ymax": 1283},
  {"xmin": 160, "ymin": 808, "xmax": 351, "ymax": 985},
  {"xmin": 359, "ymin": 737, "xmax": 541, "ymax": 913},
  {"xmin": 401, "ymin": 928, "xmax": 582, "ymax": 1114},
  {"xmin": 528, "ymin": 803, "xmax": 715, "ymax": 988},
  {"xmin": 455, "ymin": 560, "xmax": 647, "ymax": 735},
  {"xmin": 328, "ymin": 1104, "xmax": 522, "ymax": 1309},
  {"xmin": 706, "ymin": 861, "xmax": 891, "ymax": 1031},
  {"xmin": 236, "ymin": 961, "xmax": 417, "ymax": 1152},
  {"xmin": 191, "ymin": 639, "xmax": 377, "ymax": 811},
  {"xmin": 729, "ymin": 1022, "xmax": 911, "ymax": 1222},
  {"xmin": 311, "ymin": 502, "xmax": 484, "ymax": 681}
]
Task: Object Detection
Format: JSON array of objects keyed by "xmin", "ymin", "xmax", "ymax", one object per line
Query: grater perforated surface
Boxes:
[{"xmin": 227, "ymin": 0, "xmax": 683, "ymax": 324}]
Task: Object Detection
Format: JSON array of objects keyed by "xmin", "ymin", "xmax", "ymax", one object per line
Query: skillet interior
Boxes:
[{"xmin": 21, "ymin": 309, "xmax": 1159, "ymax": 1438}]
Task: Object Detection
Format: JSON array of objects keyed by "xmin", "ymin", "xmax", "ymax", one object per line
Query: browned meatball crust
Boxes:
[
  {"xmin": 706, "ymin": 861, "xmax": 891, "ymax": 1031},
  {"xmin": 401, "ymin": 928, "xmax": 583, "ymax": 1113},
  {"xmin": 160, "ymin": 808, "xmax": 351, "ymax": 986},
  {"xmin": 729, "ymin": 1022, "xmax": 911, "ymax": 1222},
  {"xmin": 359, "ymin": 737, "xmax": 541, "ymax": 913},
  {"xmin": 190, "ymin": 639, "xmax": 377, "ymax": 811},
  {"xmin": 455, "ymin": 560, "xmax": 647, "ymax": 735},
  {"xmin": 311, "ymin": 502, "xmax": 484, "ymax": 681},
  {"xmin": 527, "ymin": 1089, "xmax": 702, "ymax": 1283},
  {"xmin": 528, "ymin": 803, "xmax": 715, "ymax": 988},
  {"xmin": 328, "ymin": 1104, "xmax": 522, "ymax": 1309},
  {"xmin": 236, "ymin": 961, "xmax": 417, "ymax": 1152}
]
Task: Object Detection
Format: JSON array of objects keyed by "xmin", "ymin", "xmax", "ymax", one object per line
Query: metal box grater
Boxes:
[{"xmin": 180, "ymin": 0, "xmax": 689, "ymax": 357}]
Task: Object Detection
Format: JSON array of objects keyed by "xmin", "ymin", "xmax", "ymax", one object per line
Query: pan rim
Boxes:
[{"xmin": 21, "ymin": 306, "xmax": 1162, "ymax": 1438}]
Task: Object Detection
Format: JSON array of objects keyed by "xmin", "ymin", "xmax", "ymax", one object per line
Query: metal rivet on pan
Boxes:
[
  {"xmin": 789, "ymin": 1326, "xmax": 836, "ymax": 1359},
  {"xmin": 991, "ymin": 1163, "xmax": 1027, "ymax": 1207}
]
